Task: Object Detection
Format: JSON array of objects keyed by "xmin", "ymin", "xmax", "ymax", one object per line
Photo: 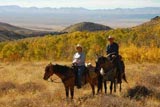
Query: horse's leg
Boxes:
[
  {"xmin": 119, "ymin": 74, "xmax": 123, "ymax": 92},
  {"xmin": 90, "ymin": 84, "xmax": 95, "ymax": 95},
  {"xmin": 114, "ymin": 80, "xmax": 116, "ymax": 93},
  {"xmin": 97, "ymin": 76, "xmax": 100, "ymax": 93},
  {"xmin": 70, "ymin": 86, "xmax": 74, "ymax": 99},
  {"xmin": 97, "ymin": 75, "xmax": 102, "ymax": 94},
  {"xmin": 110, "ymin": 81, "xmax": 113, "ymax": 94},
  {"xmin": 104, "ymin": 80, "xmax": 107, "ymax": 94},
  {"xmin": 65, "ymin": 86, "xmax": 69, "ymax": 98},
  {"xmin": 117, "ymin": 73, "xmax": 122, "ymax": 92},
  {"xmin": 119, "ymin": 83, "xmax": 122, "ymax": 92}
]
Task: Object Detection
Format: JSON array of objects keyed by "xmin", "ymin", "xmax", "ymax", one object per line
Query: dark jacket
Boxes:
[{"xmin": 106, "ymin": 42, "xmax": 119, "ymax": 55}]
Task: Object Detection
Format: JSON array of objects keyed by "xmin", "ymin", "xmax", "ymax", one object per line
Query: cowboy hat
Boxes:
[
  {"xmin": 76, "ymin": 44, "xmax": 82, "ymax": 49},
  {"xmin": 108, "ymin": 35, "xmax": 114, "ymax": 40}
]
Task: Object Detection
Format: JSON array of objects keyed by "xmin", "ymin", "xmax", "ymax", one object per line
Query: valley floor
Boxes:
[{"xmin": 0, "ymin": 62, "xmax": 159, "ymax": 107}]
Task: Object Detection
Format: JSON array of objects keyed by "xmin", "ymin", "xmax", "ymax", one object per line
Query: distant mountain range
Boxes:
[
  {"xmin": 0, "ymin": 6, "xmax": 160, "ymax": 30},
  {"xmin": 0, "ymin": 16, "xmax": 159, "ymax": 42},
  {"xmin": 62, "ymin": 22, "xmax": 112, "ymax": 33}
]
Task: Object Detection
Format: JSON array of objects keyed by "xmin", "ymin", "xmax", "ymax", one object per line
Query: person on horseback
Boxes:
[
  {"xmin": 106, "ymin": 36, "xmax": 123, "ymax": 76},
  {"xmin": 72, "ymin": 44, "xmax": 86, "ymax": 89}
]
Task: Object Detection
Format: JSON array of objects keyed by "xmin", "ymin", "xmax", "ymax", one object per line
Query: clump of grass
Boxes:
[
  {"xmin": 100, "ymin": 95, "xmax": 140, "ymax": 107},
  {"xmin": 37, "ymin": 91, "xmax": 56, "ymax": 103},
  {"xmin": 144, "ymin": 74, "xmax": 160, "ymax": 87},
  {"xmin": 36, "ymin": 91, "xmax": 70, "ymax": 107},
  {"xmin": 11, "ymin": 98, "xmax": 35, "ymax": 107},
  {"xmin": 126, "ymin": 85, "xmax": 152, "ymax": 100},
  {"xmin": 155, "ymin": 92, "xmax": 160, "ymax": 101},
  {"xmin": 0, "ymin": 101, "xmax": 7, "ymax": 107},
  {"xmin": 17, "ymin": 82, "xmax": 45, "ymax": 93},
  {"xmin": 0, "ymin": 81, "xmax": 16, "ymax": 96}
]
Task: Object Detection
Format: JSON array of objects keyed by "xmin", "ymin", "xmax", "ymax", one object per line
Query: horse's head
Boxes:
[
  {"xmin": 95, "ymin": 56, "xmax": 111, "ymax": 74},
  {"xmin": 96, "ymin": 56, "xmax": 109, "ymax": 67},
  {"xmin": 43, "ymin": 63, "xmax": 54, "ymax": 80}
]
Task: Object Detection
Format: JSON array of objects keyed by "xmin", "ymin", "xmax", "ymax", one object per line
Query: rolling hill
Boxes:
[
  {"xmin": 129, "ymin": 16, "xmax": 160, "ymax": 46},
  {"xmin": 133, "ymin": 16, "xmax": 160, "ymax": 28},
  {"xmin": 0, "ymin": 22, "xmax": 31, "ymax": 41},
  {"xmin": 62, "ymin": 22, "xmax": 112, "ymax": 32},
  {"xmin": 0, "ymin": 22, "xmax": 64, "ymax": 41}
]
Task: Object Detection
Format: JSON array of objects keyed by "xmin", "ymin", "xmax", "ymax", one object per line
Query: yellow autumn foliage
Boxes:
[{"xmin": 0, "ymin": 29, "xmax": 159, "ymax": 63}]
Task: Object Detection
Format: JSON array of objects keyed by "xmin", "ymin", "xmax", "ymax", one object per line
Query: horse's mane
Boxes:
[
  {"xmin": 52, "ymin": 64, "xmax": 72, "ymax": 75},
  {"xmin": 98, "ymin": 56, "xmax": 109, "ymax": 62}
]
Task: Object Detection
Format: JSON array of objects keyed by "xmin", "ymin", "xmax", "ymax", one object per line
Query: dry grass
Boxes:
[
  {"xmin": 17, "ymin": 82, "xmax": 45, "ymax": 93},
  {"xmin": 0, "ymin": 81, "xmax": 16, "ymax": 96},
  {"xmin": 0, "ymin": 62, "xmax": 160, "ymax": 107}
]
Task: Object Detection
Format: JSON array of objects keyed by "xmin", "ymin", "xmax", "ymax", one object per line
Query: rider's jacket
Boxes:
[
  {"xmin": 106, "ymin": 42, "xmax": 119, "ymax": 55},
  {"xmin": 73, "ymin": 52, "xmax": 85, "ymax": 66}
]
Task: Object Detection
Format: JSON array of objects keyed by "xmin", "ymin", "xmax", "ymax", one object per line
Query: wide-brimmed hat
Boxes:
[
  {"xmin": 76, "ymin": 44, "xmax": 82, "ymax": 49},
  {"xmin": 108, "ymin": 35, "xmax": 114, "ymax": 40}
]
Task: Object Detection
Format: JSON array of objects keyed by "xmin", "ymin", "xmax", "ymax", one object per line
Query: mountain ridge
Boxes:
[
  {"xmin": 0, "ymin": 22, "xmax": 63, "ymax": 41},
  {"xmin": 1, "ymin": 5, "xmax": 160, "ymax": 11},
  {"xmin": 0, "ymin": 6, "xmax": 160, "ymax": 30},
  {"xmin": 62, "ymin": 22, "xmax": 112, "ymax": 32}
]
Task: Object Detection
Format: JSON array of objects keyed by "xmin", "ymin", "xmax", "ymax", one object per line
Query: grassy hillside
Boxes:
[
  {"xmin": 0, "ymin": 22, "xmax": 36, "ymax": 38},
  {"xmin": 0, "ymin": 22, "xmax": 63, "ymax": 41},
  {"xmin": 62, "ymin": 22, "xmax": 112, "ymax": 33},
  {"xmin": 0, "ymin": 17, "xmax": 159, "ymax": 62}
]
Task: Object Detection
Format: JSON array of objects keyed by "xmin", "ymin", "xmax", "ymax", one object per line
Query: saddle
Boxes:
[{"xmin": 72, "ymin": 65, "xmax": 88, "ymax": 87}]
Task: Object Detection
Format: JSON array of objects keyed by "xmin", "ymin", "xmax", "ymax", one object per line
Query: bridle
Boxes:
[{"xmin": 48, "ymin": 77, "xmax": 62, "ymax": 83}]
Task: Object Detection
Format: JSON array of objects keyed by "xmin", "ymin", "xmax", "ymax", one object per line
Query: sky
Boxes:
[{"xmin": 0, "ymin": 0, "xmax": 160, "ymax": 9}]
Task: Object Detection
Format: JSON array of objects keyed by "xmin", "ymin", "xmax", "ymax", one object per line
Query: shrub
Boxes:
[
  {"xmin": 0, "ymin": 81, "xmax": 16, "ymax": 96},
  {"xmin": 126, "ymin": 85, "xmax": 152, "ymax": 100}
]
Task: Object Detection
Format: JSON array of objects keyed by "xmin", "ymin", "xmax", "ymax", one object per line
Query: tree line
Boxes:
[{"xmin": 0, "ymin": 28, "xmax": 159, "ymax": 63}]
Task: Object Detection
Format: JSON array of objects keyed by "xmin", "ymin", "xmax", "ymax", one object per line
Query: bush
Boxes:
[
  {"xmin": 126, "ymin": 85, "xmax": 152, "ymax": 100},
  {"xmin": 0, "ymin": 81, "xmax": 16, "ymax": 96}
]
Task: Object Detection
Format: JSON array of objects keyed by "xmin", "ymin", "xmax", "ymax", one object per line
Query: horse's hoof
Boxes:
[{"xmin": 71, "ymin": 98, "xmax": 74, "ymax": 102}]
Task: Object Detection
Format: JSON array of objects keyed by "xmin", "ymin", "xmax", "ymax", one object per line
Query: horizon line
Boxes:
[{"xmin": 0, "ymin": 5, "xmax": 160, "ymax": 10}]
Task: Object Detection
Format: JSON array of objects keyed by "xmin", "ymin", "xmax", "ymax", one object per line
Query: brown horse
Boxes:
[
  {"xmin": 43, "ymin": 63, "xmax": 98, "ymax": 99},
  {"xmin": 95, "ymin": 55, "xmax": 127, "ymax": 94}
]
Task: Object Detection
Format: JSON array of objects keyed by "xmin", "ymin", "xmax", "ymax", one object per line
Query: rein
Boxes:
[{"xmin": 48, "ymin": 77, "xmax": 62, "ymax": 83}]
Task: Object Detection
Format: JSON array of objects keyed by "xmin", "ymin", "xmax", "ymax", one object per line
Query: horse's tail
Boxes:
[
  {"xmin": 123, "ymin": 73, "xmax": 128, "ymax": 83},
  {"xmin": 121, "ymin": 60, "xmax": 128, "ymax": 83}
]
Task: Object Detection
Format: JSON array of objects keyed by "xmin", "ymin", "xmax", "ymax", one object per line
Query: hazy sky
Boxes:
[{"xmin": 0, "ymin": 0, "xmax": 160, "ymax": 9}]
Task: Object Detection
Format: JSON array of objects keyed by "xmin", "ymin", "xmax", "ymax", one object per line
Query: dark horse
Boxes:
[
  {"xmin": 43, "ymin": 63, "xmax": 98, "ymax": 99},
  {"xmin": 95, "ymin": 55, "xmax": 127, "ymax": 94}
]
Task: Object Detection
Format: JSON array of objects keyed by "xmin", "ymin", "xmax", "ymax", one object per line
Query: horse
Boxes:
[
  {"xmin": 43, "ymin": 63, "xmax": 98, "ymax": 99},
  {"xmin": 95, "ymin": 55, "xmax": 127, "ymax": 94}
]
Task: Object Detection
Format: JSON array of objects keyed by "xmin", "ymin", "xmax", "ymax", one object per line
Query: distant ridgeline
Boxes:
[
  {"xmin": 0, "ymin": 16, "xmax": 160, "ymax": 62},
  {"xmin": 62, "ymin": 22, "xmax": 112, "ymax": 33},
  {"xmin": 0, "ymin": 22, "xmax": 64, "ymax": 42}
]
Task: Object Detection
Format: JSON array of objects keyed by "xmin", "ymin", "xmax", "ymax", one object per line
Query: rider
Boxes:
[
  {"xmin": 72, "ymin": 44, "xmax": 86, "ymax": 89},
  {"xmin": 106, "ymin": 36, "xmax": 123, "ymax": 76}
]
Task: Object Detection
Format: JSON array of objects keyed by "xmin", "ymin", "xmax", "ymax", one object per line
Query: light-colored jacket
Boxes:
[{"xmin": 73, "ymin": 52, "xmax": 85, "ymax": 66}]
